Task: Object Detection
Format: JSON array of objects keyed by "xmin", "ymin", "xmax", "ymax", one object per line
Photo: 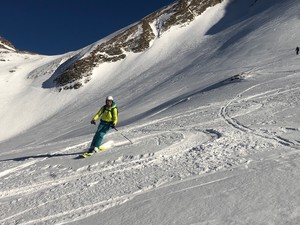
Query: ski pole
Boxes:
[{"xmin": 114, "ymin": 127, "xmax": 133, "ymax": 144}]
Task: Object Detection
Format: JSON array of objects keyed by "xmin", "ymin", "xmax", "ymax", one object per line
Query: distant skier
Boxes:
[
  {"xmin": 296, "ymin": 46, "xmax": 299, "ymax": 55},
  {"xmin": 88, "ymin": 96, "xmax": 118, "ymax": 153}
]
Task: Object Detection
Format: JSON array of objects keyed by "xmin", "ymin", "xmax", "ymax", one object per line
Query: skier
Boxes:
[
  {"xmin": 88, "ymin": 96, "xmax": 118, "ymax": 153},
  {"xmin": 296, "ymin": 46, "xmax": 299, "ymax": 55}
]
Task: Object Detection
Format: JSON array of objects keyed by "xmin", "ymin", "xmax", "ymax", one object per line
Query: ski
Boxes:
[
  {"xmin": 80, "ymin": 152, "xmax": 94, "ymax": 158},
  {"xmin": 79, "ymin": 146, "xmax": 106, "ymax": 158}
]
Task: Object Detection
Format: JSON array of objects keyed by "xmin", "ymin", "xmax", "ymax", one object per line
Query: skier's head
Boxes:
[{"xmin": 106, "ymin": 96, "xmax": 113, "ymax": 106}]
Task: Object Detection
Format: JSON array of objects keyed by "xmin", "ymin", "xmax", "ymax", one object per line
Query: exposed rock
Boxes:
[
  {"xmin": 0, "ymin": 36, "xmax": 16, "ymax": 51},
  {"xmin": 0, "ymin": 36, "xmax": 38, "ymax": 55}
]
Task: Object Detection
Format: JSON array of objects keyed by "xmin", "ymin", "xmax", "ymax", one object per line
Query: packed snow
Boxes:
[{"xmin": 1, "ymin": 0, "xmax": 300, "ymax": 224}]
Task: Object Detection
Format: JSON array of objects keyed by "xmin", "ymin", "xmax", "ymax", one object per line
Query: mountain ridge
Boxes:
[
  {"xmin": 52, "ymin": 0, "xmax": 223, "ymax": 90},
  {"xmin": 0, "ymin": 0, "xmax": 224, "ymax": 90},
  {"xmin": 0, "ymin": 36, "xmax": 16, "ymax": 51}
]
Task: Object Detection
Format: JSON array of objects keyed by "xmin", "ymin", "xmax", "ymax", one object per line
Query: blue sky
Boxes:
[{"xmin": 0, "ymin": 0, "xmax": 175, "ymax": 55}]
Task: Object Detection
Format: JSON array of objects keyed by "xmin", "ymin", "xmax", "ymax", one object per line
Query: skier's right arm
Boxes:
[{"xmin": 92, "ymin": 106, "xmax": 105, "ymax": 121}]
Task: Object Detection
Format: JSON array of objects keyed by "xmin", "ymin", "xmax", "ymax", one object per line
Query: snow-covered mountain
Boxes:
[{"xmin": 1, "ymin": 0, "xmax": 300, "ymax": 224}]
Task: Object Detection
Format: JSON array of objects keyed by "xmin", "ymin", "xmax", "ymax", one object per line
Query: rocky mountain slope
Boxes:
[
  {"xmin": 0, "ymin": 36, "xmax": 16, "ymax": 51},
  {"xmin": 0, "ymin": 0, "xmax": 225, "ymax": 91},
  {"xmin": 52, "ymin": 0, "xmax": 223, "ymax": 90}
]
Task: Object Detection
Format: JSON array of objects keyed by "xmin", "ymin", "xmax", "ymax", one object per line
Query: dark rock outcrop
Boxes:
[{"xmin": 0, "ymin": 36, "xmax": 16, "ymax": 51}]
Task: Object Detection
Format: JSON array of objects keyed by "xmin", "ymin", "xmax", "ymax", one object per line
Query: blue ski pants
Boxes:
[{"xmin": 91, "ymin": 121, "xmax": 111, "ymax": 148}]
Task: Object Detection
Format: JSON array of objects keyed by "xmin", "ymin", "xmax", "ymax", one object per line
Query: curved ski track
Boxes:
[
  {"xmin": 1, "ymin": 75, "xmax": 300, "ymax": 224},
  {"xmin": 220, "ymin": 76, "xmax": 300, "ymax": 149}
]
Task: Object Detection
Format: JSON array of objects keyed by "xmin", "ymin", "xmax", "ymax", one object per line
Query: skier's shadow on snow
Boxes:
[{"xmin": 0, "ymin": 152, "xmax": 84, "ymax": 162}]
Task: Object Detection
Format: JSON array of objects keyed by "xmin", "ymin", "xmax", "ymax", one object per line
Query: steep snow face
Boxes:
[
  {"xmin": 1, "ymin": 0, "xmax": 300, "ymax": 224},
  {"xmin": 0, "ymin": 48, "xmax": 80, "ymax": 141}
]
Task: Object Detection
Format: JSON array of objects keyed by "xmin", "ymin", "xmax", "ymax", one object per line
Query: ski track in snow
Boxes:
[
  {"xmin": 1, "ymin": 73, "xmax": 300, "ymax": 224},
  {"xmin": 0, "ymin": 101, "xmax": 254, "ymax": 224},
  {"xmin": 0, "ymin": 95, "xmax": 288, "ymax": 224},
  {"xmin": 1, "ymin": 72, "xmax": 300, "ymax": 224},
  {"xmin": 220, "ymin": 73, "xmax": 300, "ymax": 149}
]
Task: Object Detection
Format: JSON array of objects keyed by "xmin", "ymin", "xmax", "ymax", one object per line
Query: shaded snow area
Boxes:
[{"xmin": 1, "ymin": 0, "xmax": 300, "ymax": 224}]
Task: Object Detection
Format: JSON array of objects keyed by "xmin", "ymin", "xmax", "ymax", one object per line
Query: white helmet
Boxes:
[{"xmin": 106, "ymin": 96, "xmax": 113, "ymax": 101}]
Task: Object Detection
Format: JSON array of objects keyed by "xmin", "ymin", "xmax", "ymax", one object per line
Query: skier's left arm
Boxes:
[{"xmin": 112, "ymin": 108, "xmax": 118, "ymax": 127}]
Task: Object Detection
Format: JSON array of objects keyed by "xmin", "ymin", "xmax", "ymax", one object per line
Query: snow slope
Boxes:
[{"xmin": 1, "ymin": 0, "xmax": 300, "ymax": 224}]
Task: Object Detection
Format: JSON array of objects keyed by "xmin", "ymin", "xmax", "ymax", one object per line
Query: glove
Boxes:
[
  {"xmin": 111, "ymin": 124, "xmax": 116, "ymax": 129},
  {"xmin": 91, "ymin": 120, "xmax": 96, "ymax": 125}
]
